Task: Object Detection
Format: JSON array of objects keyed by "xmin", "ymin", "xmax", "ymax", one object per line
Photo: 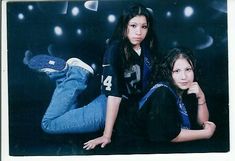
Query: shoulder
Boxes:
[
  {"xmin": 152, "ymin": 83, "xmax": 176, "ymax": 96},
  {"xmin": 103, "ymin": 40, "xmax": 123, "ymax": 62},
  {"xmin": 106, "ymin": 40, "xmax": 122, "ymax": 55},
  {"xmin": 149, "ymin": 83, "xmax": 178, "ymax": 105}
]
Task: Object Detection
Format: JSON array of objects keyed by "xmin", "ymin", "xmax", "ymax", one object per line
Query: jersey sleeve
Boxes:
[
  {"xmin": 101, "ymin": 43, "xmax": 124, "ymax": 97},
  {"xmin": 146, "ymin": 87, "xmax": 182, "ymax": 142}
]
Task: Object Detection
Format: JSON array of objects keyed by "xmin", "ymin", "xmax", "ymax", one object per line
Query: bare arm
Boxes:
[
  {"xmin": 197, "ymin": 93, "xmax": 209, "ymax": 125},
  {"xmin": 83, "ymin": 96, "xmax": 121, "ymax": 150},
  {"xmin": 173, "ymin": 82, "xmax": 215, "ymax": 143},
  {"xmin": 187, "ymin": 82, "xmax": 209, "ymax": 125},
  {"xmin": 103, "ymin": 96, "xmax": 121, "ymax": 139},
  {"xmin": 171, "ymin": 121, "xmax": 216, "ymax": 142}
]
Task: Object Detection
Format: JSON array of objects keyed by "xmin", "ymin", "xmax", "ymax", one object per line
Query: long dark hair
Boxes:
[
  {"xmin": 152, "ymin": 47, "xmax": 198, "ymax": 88},
  {"xmin": 109, "ymin": 3, "xmax": 158, "ymax": 66}
]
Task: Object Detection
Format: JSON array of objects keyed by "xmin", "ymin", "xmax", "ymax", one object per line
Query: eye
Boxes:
[
  {"xmin": 142, "ymin": 25, "xmax": 148, "ymax": 29},
  {"xmin": 129, "ymin": 24, "xmax": 137, "ymax": 28},
  {"xmin": 172, "ymin": 69, "xmax": 180, "ymax": 73},
  {"xmin": 185, "ymin": 67, "xmax": 192, "ymax": 72}
]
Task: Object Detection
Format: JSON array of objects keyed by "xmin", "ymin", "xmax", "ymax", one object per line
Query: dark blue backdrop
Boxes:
[{"xmin": 7, "ymin": 0, "xmax": 229, "ymax": 155}]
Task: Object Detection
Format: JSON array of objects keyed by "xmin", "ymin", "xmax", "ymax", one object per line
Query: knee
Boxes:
[{"xmin": 41, "ymin": 119, "xmax": 57, "ymax": 134}]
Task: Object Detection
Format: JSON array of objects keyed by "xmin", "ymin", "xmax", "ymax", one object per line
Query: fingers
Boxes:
[
  {"xmin": 83, "ymin": 135, "xmax": 111, "ymax": 150},
  {"xmin": 101, "ymin": 142, "xmax": 108, "ymax": 148},
  {"xmin": 203, "ymin": 121, "xmax": 216, "ymax": 139},
  {"xmin": 83, "ymin": 139, "xmax": 98, "ymax": 150},
  {"xmin": 83, "ymin": 142, "xmax": 97, "ymax": 150},
  {"xmin": 83, "ymin": 140, "xmax": 98, "ymax": 150},
  {"xmin": 203, "ymin": 121, "xmax": 216, "ymax": 130},
  {"xmin": 206, "ymin": 121, "xmax": 216, "ymax": 128},
  {"xmin": 187, "ymin": 82, "xmax": 199, "ymax": 94},
  {"xmin": 187, "ymin": 82, "xmax": 205, "ymax": 99}
]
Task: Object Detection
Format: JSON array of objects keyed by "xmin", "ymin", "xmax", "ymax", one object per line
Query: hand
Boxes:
[
  {"xmin": 202, "ymin": 121, "xmax": 216, "ymax": 139},
  {"xmin": 187, "ymin": 82, "xmax": 205, "ymax": 103},
  {"xmin": 83, "ymin": 135, "xmax": 111, "ymax": 150}
]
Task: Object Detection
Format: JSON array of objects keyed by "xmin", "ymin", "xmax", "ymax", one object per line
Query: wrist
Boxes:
[
  {"xmin": 103, "ymin": 132, "xmax": 112, "ymax": 140},
  {"xmin": 198, "ymin": 100, "xmax": 206, "ymax": 105},
  {"xmin": 198, "ymin": 96, "xmax": 206, "ymax": 105}
]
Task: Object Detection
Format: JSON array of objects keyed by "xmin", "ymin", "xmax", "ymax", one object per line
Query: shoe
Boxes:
[
  {"xmin": 28, "ymin": 55, "xmax": 66, "ymax": 73},
  {"xmin": 66, "ymin": 58, "xmax": 94, "ymax": 75}
]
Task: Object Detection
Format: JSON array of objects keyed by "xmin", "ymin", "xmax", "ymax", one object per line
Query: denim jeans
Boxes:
[{"xmin": 41, "ymin": 66, "xmax": 107, "ymax": 134}]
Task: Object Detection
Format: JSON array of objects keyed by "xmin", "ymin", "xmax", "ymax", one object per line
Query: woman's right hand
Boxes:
[
  {"xmin": 83, "ymin": 135, "xmax": 111, "ymax": 150},
  {"xmin": 202, "ymin": 121, "xmax": 216, "ymax": 139}
]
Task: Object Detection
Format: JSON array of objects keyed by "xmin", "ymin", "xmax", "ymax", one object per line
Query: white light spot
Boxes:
[
  {"xmin": 84, "ymin": 1, "xmax": 98, "ymax": 12},
  {"xmin": 166, "ymin": 11, "xmax": 172, "ymax": 17},
  {"xmin": 54, "ymin": 26, "xmax": 63, "ymax": 36},
  {"xmin": 172, "ymin": 41, "xmax": 179, "ymax": 46},
  {"xmin": 28, "ymin": 5, "xmax": 34, "ymax": 11},
  {"xmin": 146, "ymin": 8, "xmax": 153, "ymax": 14},
  {"xmin": 71, "ymin": 7, "xmax": 79, "ymax": 16},
  {"xmin": 105, "ymin": 38, "xmax": 110, "ymax": 44},
  {"xmin": 76, "ymin": 28, "xmax": 82, "ymax": 35},
  {"xmin": 184, "ymin": 6, "xmax": 194, "ymax": 17},
  {"xmin": 108, "ymin": 14, "xmax": 116, "ymax": 23},
  {"xmin": 18, "ymin": 13, "xmax": 24, "ymax": 20}
]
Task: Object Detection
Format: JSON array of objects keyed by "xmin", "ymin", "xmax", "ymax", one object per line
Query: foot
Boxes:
[
  {"xmin": 28, "ymin": 55, "xmax": 66, "ymax": 73},
  {"xmin": 66, "ymin": 58, "xmax": 94, "ymax": 75}
]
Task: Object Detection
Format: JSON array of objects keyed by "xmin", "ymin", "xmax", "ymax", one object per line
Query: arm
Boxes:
[
  {"xmin": 103, "ymin": 96, "xmax": 121, "ymax": 139},
  {"xmin": 171, "ymin": 121, "xmax": 216, "ymax": 142},
  {"xmin": 187, "ymin": 82, "xmax": 209, "ymax": 125},
  {"xmin": 83, "ymin": 96, "xmax": 121, "ymax": 150},
  {"xmin": 83, "ymin": 43, "xmax": 122, "ymax": 150},
  {"xmin": 173, "ymin": 83, "xmax": 216, "ymax": 143}
]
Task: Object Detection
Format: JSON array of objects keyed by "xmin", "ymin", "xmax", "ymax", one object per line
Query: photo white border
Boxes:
[{"xmin": 1, "ymin": 0, "xmax": 234, "ymax": 160}]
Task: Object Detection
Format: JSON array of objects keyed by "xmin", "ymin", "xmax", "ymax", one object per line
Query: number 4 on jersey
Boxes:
[{"xmin": 102, "ymin": 76, "xmax": 112, "ymax": 91}]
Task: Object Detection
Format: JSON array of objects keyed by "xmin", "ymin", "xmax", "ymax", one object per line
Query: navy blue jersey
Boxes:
[{"xmin": 101, "ymin": 41, "xmax": 152, "ymax": 100}]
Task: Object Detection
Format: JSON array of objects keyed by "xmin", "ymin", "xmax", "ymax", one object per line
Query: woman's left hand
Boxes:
[
  {"xmin": 187, "ymin": 82, "xmax": 205, "ymax": 101},
  {"xmin": 83, "ymin": 135, "xmax": 111, "ymax": 150}
]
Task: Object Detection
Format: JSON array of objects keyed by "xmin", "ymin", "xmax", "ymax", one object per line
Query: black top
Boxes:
[
  {"xmin": 101, "ymin": 41, "xmax": 152, "ymax": 100},
  {"xmin": 115, "ymin": 85, "xmax": 200, "ymax": 143}
]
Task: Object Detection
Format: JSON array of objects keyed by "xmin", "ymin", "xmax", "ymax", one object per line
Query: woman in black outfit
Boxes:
[{"xmin": 114, "ymin": 47, "xmax": 216, "ymax": 145}]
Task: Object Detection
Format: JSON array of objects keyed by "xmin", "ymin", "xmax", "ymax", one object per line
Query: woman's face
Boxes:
[
  {"xmin": 126, "ymin": 15, "xmax": 148, "ymax": 49},
  {"xmin": 172, "ymin": 58, "xmax": 194, "ymax": 90}
]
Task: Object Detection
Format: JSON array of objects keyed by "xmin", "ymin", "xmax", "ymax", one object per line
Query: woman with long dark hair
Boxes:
[
  {"xmin": 132, "ymin": 47, "xmax": 216, "ymax": 142},
  {"xmin": 26, "ymin": 3, "xmax": 158, "ymax": 150},
  {"xmin": 83, "ymin": 3, "xmax": 158, "ymax": 149}
]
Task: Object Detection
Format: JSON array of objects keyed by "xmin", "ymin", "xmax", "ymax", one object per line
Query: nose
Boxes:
[
  {"xmin": 135, "ymin": 27, "xmax": 141, "ymax": 35},
  {"xmin": 180, "ymin": 71, "xmax": 186, "ymax": 79}
]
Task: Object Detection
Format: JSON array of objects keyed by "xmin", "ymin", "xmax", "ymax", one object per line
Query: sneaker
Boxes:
[
  {"xmin": 66, "ymin": 58, "xmax": 94, "ymax": 75},
  {"xmin": 28, "ymin": 55, "xmax": 66, "ymax": 73}
]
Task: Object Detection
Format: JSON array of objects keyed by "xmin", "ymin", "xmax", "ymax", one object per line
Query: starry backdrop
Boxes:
[{"xmin": 6, "ymin": 0, "xmax": 228, "ymax": 155}]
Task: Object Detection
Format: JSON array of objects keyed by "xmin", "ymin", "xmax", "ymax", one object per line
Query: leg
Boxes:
[
  {"xmin": 41, "ymin": 94, "xmax": 107, "ymax": 133},
  {"xmin": 27, "ymin": 55, "xmax": 105, "ymax": 133},
  {"xmin": 41, "ymin": 65, "xmax": 107, "ymax": 134}
]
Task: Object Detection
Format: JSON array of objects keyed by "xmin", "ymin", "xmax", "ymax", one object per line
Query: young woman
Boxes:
[
  {"xmin": 26, "ymin": 3, "xmax": 158, "ymax": 150},
  {"xmin": 83, "ymin": 3, "xmax": 158, "ymax": 150},
  {"xmin": 117, "ymin": 47, "xmax": 216, "ymax": 143}
]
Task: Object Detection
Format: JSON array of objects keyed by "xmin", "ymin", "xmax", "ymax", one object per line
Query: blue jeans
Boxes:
[{"xmin": 41, "ymin": 66, "xmax": 107, "ymax": 134}]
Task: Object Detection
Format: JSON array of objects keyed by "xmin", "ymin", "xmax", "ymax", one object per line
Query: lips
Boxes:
[
  {"xmin": 131, "ymin": 38, "xmax": 142, "ymax": 43},
  {"xmin": 133, "ymin": 37, "xmax": 142, "ymax": 41},
  {"xmin": 179, "ymin": 82, "xmax": 189, "ymax": 86}
]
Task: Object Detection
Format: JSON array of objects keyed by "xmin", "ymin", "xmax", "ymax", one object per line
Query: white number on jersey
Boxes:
[{"xmin": 102, "ymin": 76, "xmax": 112, "ymax": 91}]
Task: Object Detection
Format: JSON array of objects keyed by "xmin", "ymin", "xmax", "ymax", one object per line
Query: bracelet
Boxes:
[{"xmin": 198, "ymin": 100, "xmax": 206, "ymax": 105}]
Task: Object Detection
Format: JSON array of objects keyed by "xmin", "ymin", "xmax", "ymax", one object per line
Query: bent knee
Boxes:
[{"xmin": 41, "ymin": 119, "xmax": 59, "ymax": 134}]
